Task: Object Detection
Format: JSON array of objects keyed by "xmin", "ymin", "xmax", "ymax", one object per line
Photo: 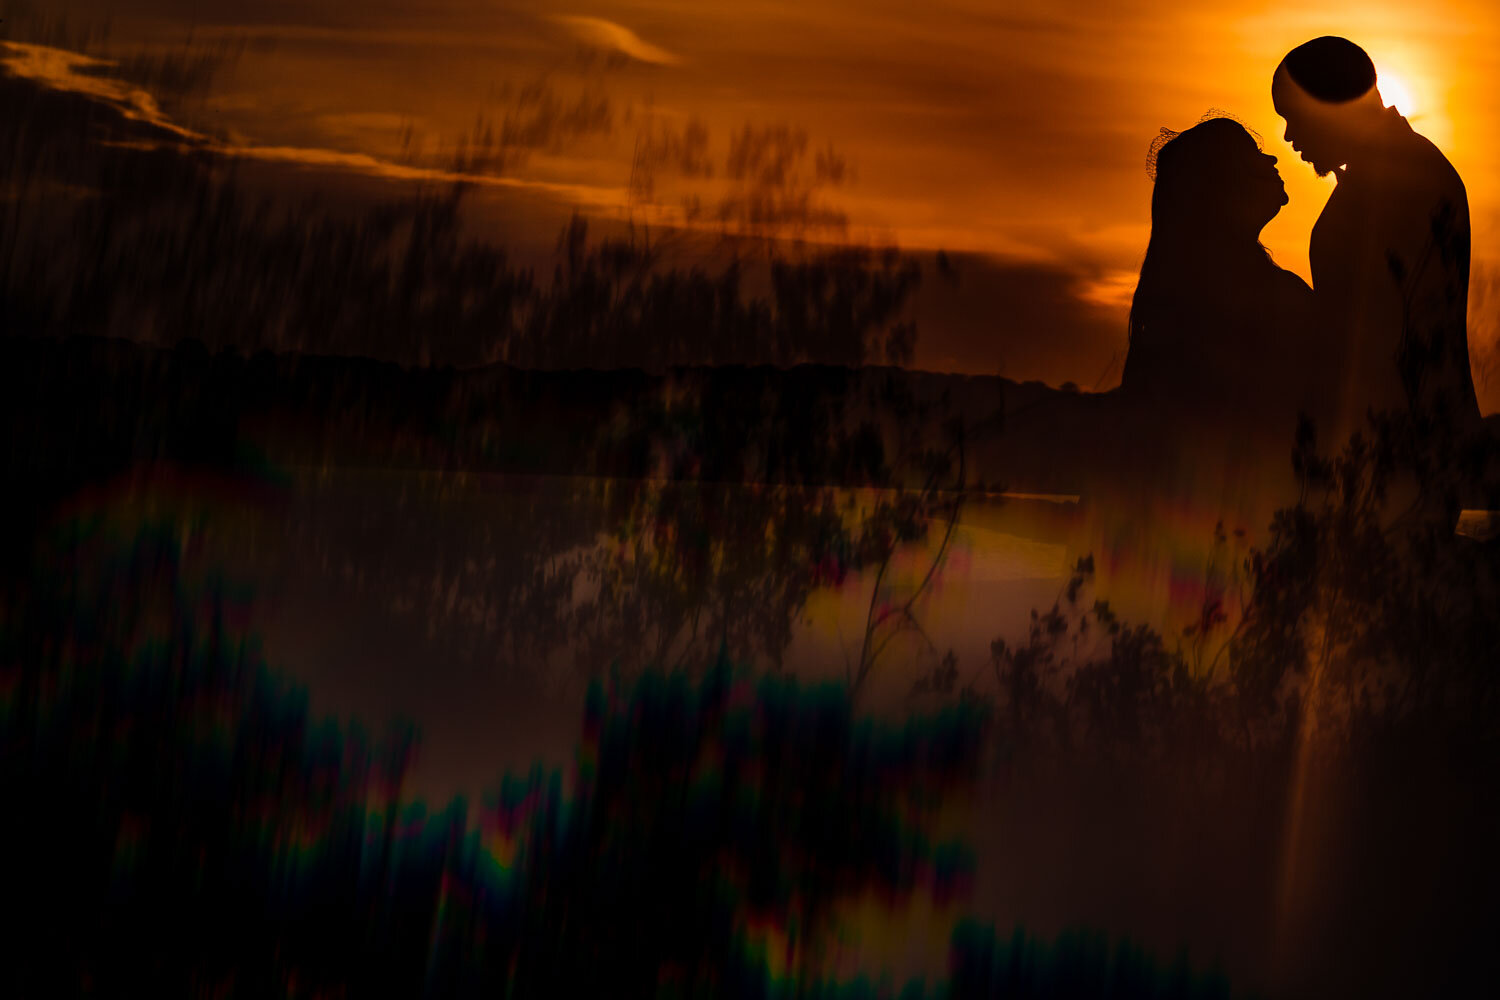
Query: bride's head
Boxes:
[{"xmin": 1147, "ymin": 116, "xmax": 1287, "ymax": 246}]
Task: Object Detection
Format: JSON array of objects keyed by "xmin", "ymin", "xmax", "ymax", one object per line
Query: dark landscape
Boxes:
[{"xmin": 4, "ymin": 5, "xmax": 1500, "ymax": 998}]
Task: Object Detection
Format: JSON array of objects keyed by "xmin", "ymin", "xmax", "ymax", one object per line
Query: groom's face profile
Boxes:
[{"xmin": 1272, "ymin": 69, "xmax": 1348, "ymax": 177}]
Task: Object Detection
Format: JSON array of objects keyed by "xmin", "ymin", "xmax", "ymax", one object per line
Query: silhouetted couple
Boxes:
[{"xmin": 1121, "ymin": 36, "xmax": 1482, "ymax": 466}]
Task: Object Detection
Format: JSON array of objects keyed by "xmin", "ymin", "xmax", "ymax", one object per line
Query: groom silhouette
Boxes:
[{"xmin": 1272, "ymin": 36, "xmax": 1481, "ymax": 445}]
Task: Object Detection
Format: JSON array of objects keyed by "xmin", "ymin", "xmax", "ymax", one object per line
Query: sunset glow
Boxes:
[
  {"xmin": 4, "ymin": 0, "xmax": 1497, "ymax": 405},
  {"xmin": 1377, "ymin": 67, "xmax": 1417, "ymax": 117}
]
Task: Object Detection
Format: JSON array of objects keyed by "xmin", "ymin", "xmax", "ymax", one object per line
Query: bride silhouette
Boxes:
[
  {"xmin": 1120, "ymin": 114, "xmax": 1325, "ymax": 442},
  {"xmin": 1091, "ymin": 115, "xmax": 1328, "ymax": 628}
]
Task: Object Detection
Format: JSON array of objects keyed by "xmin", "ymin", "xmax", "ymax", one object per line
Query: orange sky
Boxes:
[{"xmin": 13, "ymin": 0, "xmax": 1500, "ymax": 404}]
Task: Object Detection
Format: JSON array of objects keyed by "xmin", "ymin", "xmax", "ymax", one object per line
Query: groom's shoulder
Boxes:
[
  {"xmin": 1398, "ymin": 124, "xmax": 1467, "ymax": 201},
  {"xmin": 1359, "ymin": 126, "xmax": 1469, "ymax": 224}
]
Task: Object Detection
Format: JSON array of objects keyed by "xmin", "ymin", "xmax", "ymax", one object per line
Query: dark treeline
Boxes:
[
  {"xmin": 0, "ymin": 334, "xmax": 998, "ymax": 686},
  {"xmin": 0, "ymin": 517, "xmax": 1241, "ymax": 998},
  {"xmin": 0, "ymin": 335, "xmax": 997, "ymax": 488},
  {"xmin": 0, "ymin": 325, "xmax": 1009, "ymax": 697}
]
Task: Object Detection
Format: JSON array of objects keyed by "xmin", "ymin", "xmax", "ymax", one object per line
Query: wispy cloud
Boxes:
[
  {"xmin": 0, "ymin": 41, "xmax": 629, "ymax": 212},
  {"xmin": 0, "ymin": 41, "xmax": 201, "ymax": 143},
  {"xmin": 1075, "ymin": 269, "xmax": 1140, "ymax": 310},
  {"xmin": 218, "ymin": 144, "xmax": 629, "ymax": 208},
  {"xmin": 552, "ymin": 15, "xmax": 680, "ymax": 66}
]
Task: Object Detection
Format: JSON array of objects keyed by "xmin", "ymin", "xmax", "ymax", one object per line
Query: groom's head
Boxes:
[{"xmin": 1273, "ymin": 36, "xmax": 1384, "ymax": 176}]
